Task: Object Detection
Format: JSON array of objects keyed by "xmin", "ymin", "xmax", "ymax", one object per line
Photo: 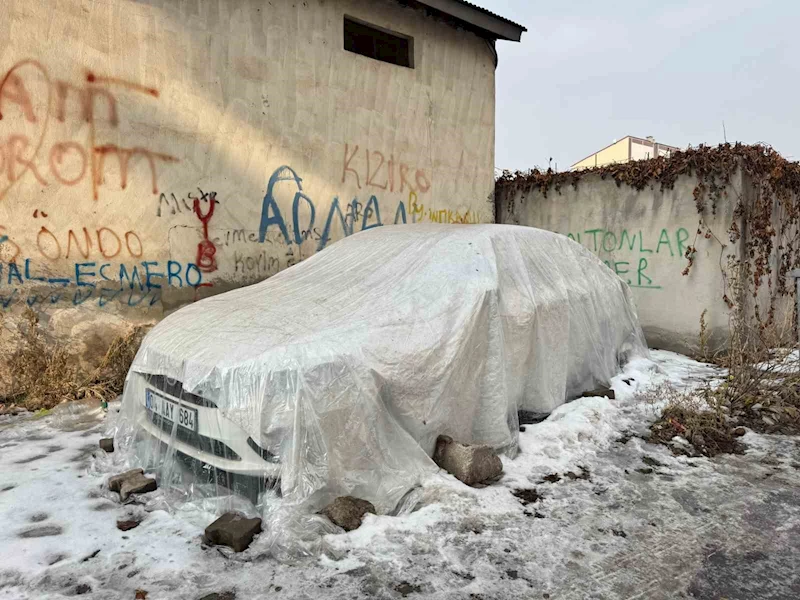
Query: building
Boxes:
[
  {"xmin": 0, "ymin": 0, "xmax": 525, "ymax": 390},
  {"xmin": 571, "ymin": 136, "xmax": 679, "ymax": 170}
]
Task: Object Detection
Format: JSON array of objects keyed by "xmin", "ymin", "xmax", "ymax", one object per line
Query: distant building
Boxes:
[{"xmin": 571, "ymin": 136, "xmax": 680, "ymax": 171}]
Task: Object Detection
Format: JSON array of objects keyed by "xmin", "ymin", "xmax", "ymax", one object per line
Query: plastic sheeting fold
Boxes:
[{"xmin": 117, "ymin": 224, "xmax": 647, "ymax": 513}]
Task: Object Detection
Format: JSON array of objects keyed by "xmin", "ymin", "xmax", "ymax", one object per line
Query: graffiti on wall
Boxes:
[
  {"xmin": 2, "ymin": 220, "xmax": 144, "ymax": 262},
  {"xmin": 0, "ymin": 213, "xmax": 208, "ymax": 309},
  {"xmin": 0, "ymin": 52, "xmax": 483, "ymax": 313},
  {"xmin": 0, "ymin": 258, "xmax": 203, "ymax": 309},
  {"xmin": 564, "ymin": 227, "xmax": 690, "ymax": 289},
  {"xmin": 193, "ymin": 191, "xmax": 217, "ymax": 273},
  {"xmin": 260, "ymin": 165, "xmax": 478, "ymax": 252},
  {"xmin": 341, "ymin": 143, "xmax": 431, "ymax": 194},
  {"xmin": 0, "ymin": 59, "xmax": 178, "ymax": 202}
]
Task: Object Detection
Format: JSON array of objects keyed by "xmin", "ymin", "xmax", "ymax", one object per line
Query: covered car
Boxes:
[{"xmin": 118, "ymin": 224, "xmax": 647, "ymax": 512}]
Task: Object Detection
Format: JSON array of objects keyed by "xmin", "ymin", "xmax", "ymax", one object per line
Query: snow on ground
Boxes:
[
  {"xmin": 757, "ymin": 349, "xmax": 800, "ymax": 374},
  {"xmin": 1, "ymin": 351, "xmax": 799, "ymax": 600}
]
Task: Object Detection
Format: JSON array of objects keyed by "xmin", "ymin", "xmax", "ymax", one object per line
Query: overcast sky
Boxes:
[{"xmin": 490, "ymin": 0, "xmax": 799, "ymax": 172}]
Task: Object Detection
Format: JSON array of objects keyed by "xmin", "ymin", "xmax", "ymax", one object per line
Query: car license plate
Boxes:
[{"xmin": 145, "ymin": 389, "xmax": 197, "ymax": 433}]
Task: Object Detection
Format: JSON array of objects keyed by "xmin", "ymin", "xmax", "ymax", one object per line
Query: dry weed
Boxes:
[
  {"xmin": 7, "ymin": 309, "xmax": 79, "ymax": 410},
  {"xmin": 82, "ymin": 324, "xmax": 150, "ymax": 401},
  {"xmin": 5, "ymin": 308, "xmax": 149, "ymax": 410},
  {"xmin": 650, "ymin": 313, "xmax": 800, "ymax": 456},
  {"xmin": 649, "ymin": 393, "xmax": 744, "ymax": 457}
]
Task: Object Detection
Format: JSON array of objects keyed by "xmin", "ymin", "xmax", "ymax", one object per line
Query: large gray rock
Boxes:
[
  {"xmin": 204, "ymin": 513, "xmax": 262, "ymax": 552},
  {"xmin": 433, "ymin": 435, "xmax": 503, "ymax": 486},
  {"xmin": 99, "ymin": 438, "xmax": 114, "ymax": 453},
  {"xmin": 119, "ymin": 473, "xmax": 157, "ymax": 501},
  {"xmin": 108, "ymin": 469, "xmax": 143, "ymax": 492},
  {"xmin": 321, "ymin": 496, "xmax": 376, "ymax": 532}
]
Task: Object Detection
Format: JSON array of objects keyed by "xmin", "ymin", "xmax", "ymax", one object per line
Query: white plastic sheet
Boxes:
[{"xmin": 117, "ymin": 224, "xmax": 647, "ymax": 514}]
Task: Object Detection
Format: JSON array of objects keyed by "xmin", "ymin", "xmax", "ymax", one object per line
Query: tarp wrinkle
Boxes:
[{"xmin": 118, "ymin": 224, "xmax": 647, "ymax": 513}]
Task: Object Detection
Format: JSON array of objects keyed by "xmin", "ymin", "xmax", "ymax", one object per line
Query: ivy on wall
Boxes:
[{"xmin": 496, "ymin": 143, "xmax": 800, "ymax": 329}]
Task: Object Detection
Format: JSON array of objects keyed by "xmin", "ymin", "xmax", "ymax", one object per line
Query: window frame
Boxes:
[{"xmin": 343, "ymin": 15, "xmax": 415, "ymax": 69}]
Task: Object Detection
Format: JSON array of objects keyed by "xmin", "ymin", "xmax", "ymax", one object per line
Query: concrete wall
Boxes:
[
  {"xmin": 497, "ymin": 172, "xmax": 744, "ymax": 354},
  {"xmin": 0, "ymin": 0, "xmax": 497, "ymax": 390}
]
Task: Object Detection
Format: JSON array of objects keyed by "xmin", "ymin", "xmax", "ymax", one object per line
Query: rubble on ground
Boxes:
[
  {"xmin": 107, "ymin": 468, "xmax": 157, "ymax": 501},
  {"xmin": 320, "ymin": 496, "xmax": 376, "ymax": 532},
  {"xmin": 116, "ymin": 518, "xmax": 141, "ymax": 531},
  {"xmin": 119, "ymin": 473, "xmax": 157, "ymax": 501},
  {"xmin": 203, "ymin": 513, "xmax": 262, "ymax": 552},
  {"xmin": 108, "ymin": 469, "xmax": 143, "ymax": 493},
  {"xmin": 433, "ymin": 435, "xmax": 503, "ymax": 486}
]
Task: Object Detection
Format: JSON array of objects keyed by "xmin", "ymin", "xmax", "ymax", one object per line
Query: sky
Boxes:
[{"xmin": 489, "ymin": 0, "xmax": 800, "ymax": 172}]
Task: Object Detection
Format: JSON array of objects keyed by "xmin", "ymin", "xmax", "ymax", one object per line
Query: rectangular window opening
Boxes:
[{"xmin": 344, "ymin": 16, "xmax": 414, "ymax": 68}]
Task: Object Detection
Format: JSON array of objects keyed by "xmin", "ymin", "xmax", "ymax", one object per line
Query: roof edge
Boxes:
[
  {"xmin": 414, "ymin": 0, "xmax": 526, "ymax": 41},
  {"xmin": 570, "ymin": 135, "xmax": 681, "ymax": 169}
]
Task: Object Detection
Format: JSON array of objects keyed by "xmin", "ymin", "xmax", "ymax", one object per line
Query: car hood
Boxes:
[{"xmin": 133, "ymin": 225, "xmax": 501, "ymax": 390}]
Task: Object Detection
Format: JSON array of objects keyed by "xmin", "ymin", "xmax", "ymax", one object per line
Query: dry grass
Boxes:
[
  {"xmin": 649, "ymin": 307, "xmax": 800, "ymax": 456},
  {"xmin": 7, "ymin": 309, "xmax": 79, "ymax": 410},
  {"xmin": 4, "ymin": 308, "xmax": 149, "ymax": 411},
  {"xmin": 649, "ymin": 253, "xmax": 800, "ymax": 457},
  {"xmin": 649, "ymin": 392, "xmax": 745, "ymax": 457},
  {"xmin": 648, "ymin": 365, "xmax": 800, "ymax": 457},
  {"xmin": 82, "ymin": 324, "xmax": 150, "ymax": 402}
]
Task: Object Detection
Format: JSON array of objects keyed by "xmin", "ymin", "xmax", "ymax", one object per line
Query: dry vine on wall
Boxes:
[{"xmin": 496, "ymin": 143, "xmax": 800, "ymax": 345}]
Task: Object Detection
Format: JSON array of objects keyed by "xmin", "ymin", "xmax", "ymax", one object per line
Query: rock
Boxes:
[
  {"xmin": 119, "ymin": 473, "xmax": 157, "ymax": 501},
  {"xmin": 204, "ymin": 513, "xmax": 262, "ymax": 552},
  {"xmin": 321, "ymin": 496, "xmax": 376, "ymax": 532},
  {"xmin": 580, "ymin": 387, "xmax": 615, "ymax": 400},
  {"xmin": 99, "ymin": 438, "xmax": 114, "ymax": 453},
  {"xmin": 75, "ymin": 583, "xmax": 92, "ymax": 595},
  {"xmin": 116, "ymin": 519, "xmax": 141, "ymax": 531},
  {"xmin": 734, "ymin": 427, "xmax": 746, "ymax": 436},
  {"xmin": 751, "ymin": 403, "xmax": 763, "ymax": 412},
  {"xmin": 433, "ymin": 435, "xmax": 503, "ymax": 486},
  {"xmin": 108, "ymin": 469, "xmax": 143, "ymax": 492}
]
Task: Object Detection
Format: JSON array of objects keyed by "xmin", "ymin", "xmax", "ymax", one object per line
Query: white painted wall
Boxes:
[{"xmin": 0, "ymin": 0, "xmax": 498, "ymax": 386}]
